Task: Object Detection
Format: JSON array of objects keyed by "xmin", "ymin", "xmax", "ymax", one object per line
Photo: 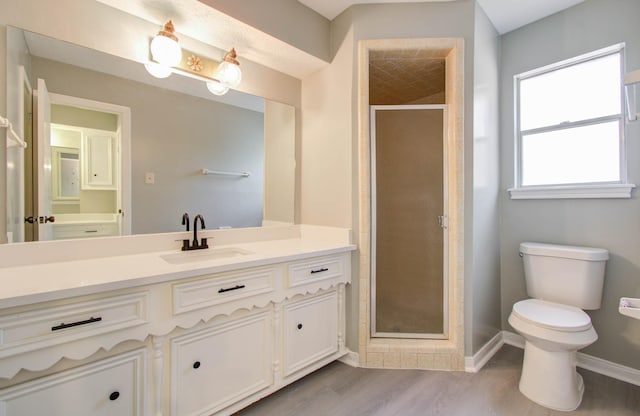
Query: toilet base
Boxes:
[{"xmin": 519, "ymin": 340, "xmax": 584, "ymax": 411}]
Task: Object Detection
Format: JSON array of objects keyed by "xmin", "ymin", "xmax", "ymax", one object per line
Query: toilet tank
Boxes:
[{"xmin": 520, "ymin": 242, "xmax": 608, "ymax": 310}]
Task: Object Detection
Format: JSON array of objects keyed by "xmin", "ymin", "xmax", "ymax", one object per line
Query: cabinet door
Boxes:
[
  {"xmin": 171, "ymin": 311, "xmax": 272, "ymax": 416},
  {"xmin": 83, "ymin": 132, "xmax": 115, "ymax": 189},
  {"xmin": 0, "ymin": 349, "xmax": 146, "ymax": 416},
  {"xmin": 283, "ymin": 291, "xmax": 338, "ymax": 376}
]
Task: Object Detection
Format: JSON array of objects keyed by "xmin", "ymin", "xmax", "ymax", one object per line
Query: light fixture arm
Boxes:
[
  {"xmin": 157, "ymin": 20, "xmax": 178, "ymax": 42},
  {"xmin": 223, "ymin": 48, "xmax": 240, "ymax": 66}
]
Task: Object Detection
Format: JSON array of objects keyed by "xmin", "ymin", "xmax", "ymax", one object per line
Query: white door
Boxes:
[
  {"xmin": 6, "ymin": 67, "xmax": 31, "ymax": 243},
  {"xmin": 36, "ymin": 78, "xmax": 54, "ymax": 241}
]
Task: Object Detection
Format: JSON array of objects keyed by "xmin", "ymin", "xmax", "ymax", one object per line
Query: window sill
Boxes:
[{"xmin": 508, "ymin": 183, "xmax": 636, "ymax": 200}]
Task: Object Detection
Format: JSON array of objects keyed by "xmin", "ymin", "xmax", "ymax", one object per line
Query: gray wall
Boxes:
[
  {"xmin": 468, "ymin": 3, "xmax": 502, "ymax": 355},
  {"xmin": 32, "ymin": 57, "xmax": 265, "ymax": 234},
  {"xmin": 500, "ymin": 0, "xmax": 640, "ymax": 369}
]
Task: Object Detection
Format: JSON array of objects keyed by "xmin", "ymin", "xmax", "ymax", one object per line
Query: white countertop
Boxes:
[{"xmin": 0, "ymin": 225, "xmax": 356, "ymax": 309}]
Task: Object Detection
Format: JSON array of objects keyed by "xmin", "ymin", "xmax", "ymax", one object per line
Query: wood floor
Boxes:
[{"xmin": 234, "ymin": 345, "xmax": 640, "ymax": 415}]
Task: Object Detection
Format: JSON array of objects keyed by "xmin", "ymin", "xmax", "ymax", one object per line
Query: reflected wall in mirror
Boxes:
[{"xmin": 5, "ymin": 27, "xmax": 296, "ymax": 243}]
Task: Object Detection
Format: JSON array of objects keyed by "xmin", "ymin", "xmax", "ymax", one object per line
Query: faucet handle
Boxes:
[
  {"xmin": 200, "ymin": 238, "xmax": 209, "ymax": 249},
  {"xmin": 181, "ymin": 213, "xmax": 190, "ymax": 231}
]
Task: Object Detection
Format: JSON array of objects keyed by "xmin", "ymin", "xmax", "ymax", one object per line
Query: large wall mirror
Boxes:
[{"xmin": 5, "ymin": 27, "xmax": 296, "ymax": 243}]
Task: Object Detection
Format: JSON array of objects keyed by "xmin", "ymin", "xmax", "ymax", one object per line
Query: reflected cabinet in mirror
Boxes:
[{"xmin": 5, "ymin": 27, "xmax": 296, "ymax": 243}]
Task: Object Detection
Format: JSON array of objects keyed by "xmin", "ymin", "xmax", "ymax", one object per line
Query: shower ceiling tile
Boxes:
[{"xmin": 370, "ymin": 49, "xmax": 445, "ymax": 105}]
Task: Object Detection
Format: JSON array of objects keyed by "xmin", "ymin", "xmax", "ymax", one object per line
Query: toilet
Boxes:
[{"xmin": 508, "ymin": 242, "xmax": 608, "ymax": 411}]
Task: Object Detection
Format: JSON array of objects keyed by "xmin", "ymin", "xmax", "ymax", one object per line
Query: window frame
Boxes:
[{"xmin": 509, "ymin": 43, "xmax": 635, "ymax": 200}]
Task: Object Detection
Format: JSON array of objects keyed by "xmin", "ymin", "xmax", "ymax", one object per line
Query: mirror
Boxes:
[{"xmin": 5, "ymin": 27, "xmax": 296, "ymax": 243}]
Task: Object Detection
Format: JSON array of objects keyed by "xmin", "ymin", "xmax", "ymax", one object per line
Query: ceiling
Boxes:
[
  {"xmin": 297, "ymin": 0, "xmax": 586, "ymax": 34},
  {"xmin": 369, "ymin": 50, "xmax": 445, "ymax": 105}
]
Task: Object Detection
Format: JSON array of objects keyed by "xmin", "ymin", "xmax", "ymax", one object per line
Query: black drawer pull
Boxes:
[
  {"xmin": 51, "ymin": 316, "xmax": 102, "ymax": 331},
  {"xmin": 218, "ymin": 284, "xmax": 246, "ymax": 293},
  {"xmin": 310, "ymin": 268, "xmax": 329, "ymax": 274},
  {"xmin": 109, "ymin": 391, "xmax": 120, "ymax": 401},
  {"xmin": 84, "ymin": 230, "xmax": 99, "ymax": 233},
  {"xmin": 297, "ymin": 323, "xmax": 303, "ymax": 330},
  {"xmin": 193, "ymin": 361, "xmax": 201, "ymax": 369}
]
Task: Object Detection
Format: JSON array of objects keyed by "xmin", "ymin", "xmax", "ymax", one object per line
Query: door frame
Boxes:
[
  {"xmin": 356, "ymin": 38, "xmax": 465, "ymax": 369},
  {"xmin": 369, "ymin": 104, "xmax": 449, "ymax": 339},
  {"xmin": 11, "ymin": 66, "xmax": 33, "ymax": 242},
  {"xmin": 35, "ymin": 79, "xmax": 53, "ymax": 241},
  {"xmin": 47, "ymin": 93, "xmax": 132, "ymax": 236}
]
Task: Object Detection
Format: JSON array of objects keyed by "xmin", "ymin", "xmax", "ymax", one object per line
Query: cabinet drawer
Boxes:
[
  {"xmin": 171, "ymin": 311, "xmax": 273, "ymax": 416},
  {"xmin": 287, "ymin": 255, "xmax": 343, "ymax": 288},
  {"xmin": 52, "ymin": 222, "xmax": 119, "ymax": 239},
  {"xmin": 0, "ymin": 348, "xmax": 146, "ymax": 416},
  {"xmin": 282, "ymin": 291, "xmax": 338, "ymax": 376},
  {"xmin": 172, "ymin": 266, "xmax": 279, "ymax": 315},
  {"xmin": 0, "ymin": 292, "xmax": 148, "ymax": 353}
]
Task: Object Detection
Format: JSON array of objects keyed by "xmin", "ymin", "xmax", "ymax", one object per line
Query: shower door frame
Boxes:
[{"xmin": 370, "ymin": 104, "xmax": 449, "ymax": 340}]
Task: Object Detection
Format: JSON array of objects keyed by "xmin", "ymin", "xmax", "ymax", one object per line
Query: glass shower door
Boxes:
[{"xmin": 371, "ymin": 105, "xmax": 448, "ymax": 339}]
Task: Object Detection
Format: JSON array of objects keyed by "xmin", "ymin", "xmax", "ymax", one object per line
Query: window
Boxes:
[{"xmin": 510, "ymin": 44, "xmax": 634, "ymax": 199}]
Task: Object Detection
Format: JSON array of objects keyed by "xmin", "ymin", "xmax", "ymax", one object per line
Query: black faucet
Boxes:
[
  {"xmin": 193, "ymin": 214, "xmax": 208, "ymax": 249},
  {"xmin": 181, "ymin": 213, "xmax": 190, "ymax": 231},
  {"xmin": 182, "ymin": 214, "xmax": 208, "ymax": 251}
]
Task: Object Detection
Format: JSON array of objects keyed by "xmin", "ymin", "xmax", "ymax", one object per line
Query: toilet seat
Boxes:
[{"xmin": 512, "ymin": 299, "xmax": 591, "ymax": 332}]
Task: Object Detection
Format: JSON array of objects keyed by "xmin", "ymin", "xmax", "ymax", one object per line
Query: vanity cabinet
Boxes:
[
  {"xmin": 52, "ymin": 221, "xmax": 120, "ymax": 239},
  {"xmin": 0, "ymin": 349, "xmax": 147, "ymax": 416},
  {"xmin": 0, "ymin": 291, "xmax": 149, "ymax": 378},
  {"xmin": 0, "ymin": 251, "xmax": 351, "ymax": 416},
  {"xmin": 170, "ymin": 310, "xmax": 273, "ymax": 416},
  {"xmin": 282, "ymin": 292, "xmax": 338, "ymax": 377}
]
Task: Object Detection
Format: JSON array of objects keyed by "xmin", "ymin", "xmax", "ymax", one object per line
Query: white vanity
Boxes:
[
  {"xmin": 51, "ymin": 213, "xmax": 121, "ymax": 239},
  {"xmin": 0, "ymin": 225, "xmax": 355, "ymax": 416}
]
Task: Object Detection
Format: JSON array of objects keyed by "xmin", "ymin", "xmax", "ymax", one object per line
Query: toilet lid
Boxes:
[{"xmin": 512, "ymin": 299, "xmax": 592, "ymax": 332}]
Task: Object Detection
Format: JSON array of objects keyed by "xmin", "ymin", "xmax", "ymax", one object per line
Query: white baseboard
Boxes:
[
  {"xmin": 501, "ymin": 330, "xmax": 640, "ymax": 386},
  {"xmin": 577, "ymin": 350, "xmax": 640, "ymax": 386},
  {"xmin": 465, "ymin": 331, "xmax": 504, "ymax": 373},
  {"xmin": 502, "ymin": 330, "xmax": 525, "ymax": 349},
  {"xmin": 338, "ymin": 349, "xmax": 360, "ymax": 367}
]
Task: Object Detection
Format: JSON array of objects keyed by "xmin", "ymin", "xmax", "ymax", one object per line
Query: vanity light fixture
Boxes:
[
  {"xmin": 215, "ymin": 48, "xmax": 242, "ymax": 88},
  {"xmin": 144, "ymin": 20, "xmax": 242, "ymax": 96},
  {"xmin": 206, "ymin": 81, "xmax": 229, "ymax": 96},
  {"xmin": 149, "ymin": 20, "xmax": 182, "ymax": 67},
  {"xmin": 144, "ymin": 62, "xmax": 172, "ymax": 79}
]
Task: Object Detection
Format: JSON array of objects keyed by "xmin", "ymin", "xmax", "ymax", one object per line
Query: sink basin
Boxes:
[
  {"xmin": 619, "ymin": 297, "xmax": 640, "ymax": 320},
  {"xmin": 161, "ymin": 247, "xmax": 253, "ymax": 264}
]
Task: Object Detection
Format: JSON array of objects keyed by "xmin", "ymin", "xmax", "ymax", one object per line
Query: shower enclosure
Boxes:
[{"xmin": 371, "ymin": 105, "xmax": 448, "ymax": 339}]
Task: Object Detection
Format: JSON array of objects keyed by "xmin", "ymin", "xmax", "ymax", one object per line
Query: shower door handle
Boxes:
[{"xmin": 437, "ymin": 215, "xmax": 448, "ymax": 229}]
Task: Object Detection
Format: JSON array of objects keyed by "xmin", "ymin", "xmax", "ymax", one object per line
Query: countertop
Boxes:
[{"xmin": 0, "ymin": 226, "xmax": 356, "ymax": 309}]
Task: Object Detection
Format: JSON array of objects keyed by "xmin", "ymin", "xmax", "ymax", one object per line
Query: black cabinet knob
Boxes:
[
  {"xmin": 297, "ymin": 323, "xmax": 303, "ymax": 330},
  {"xmin": 109, "ymin": 391, "xmax": 120, "ymax": 401},
  {"xmin": 193, "ymin": 361, "xmax": 201, "ymax": 369}
]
